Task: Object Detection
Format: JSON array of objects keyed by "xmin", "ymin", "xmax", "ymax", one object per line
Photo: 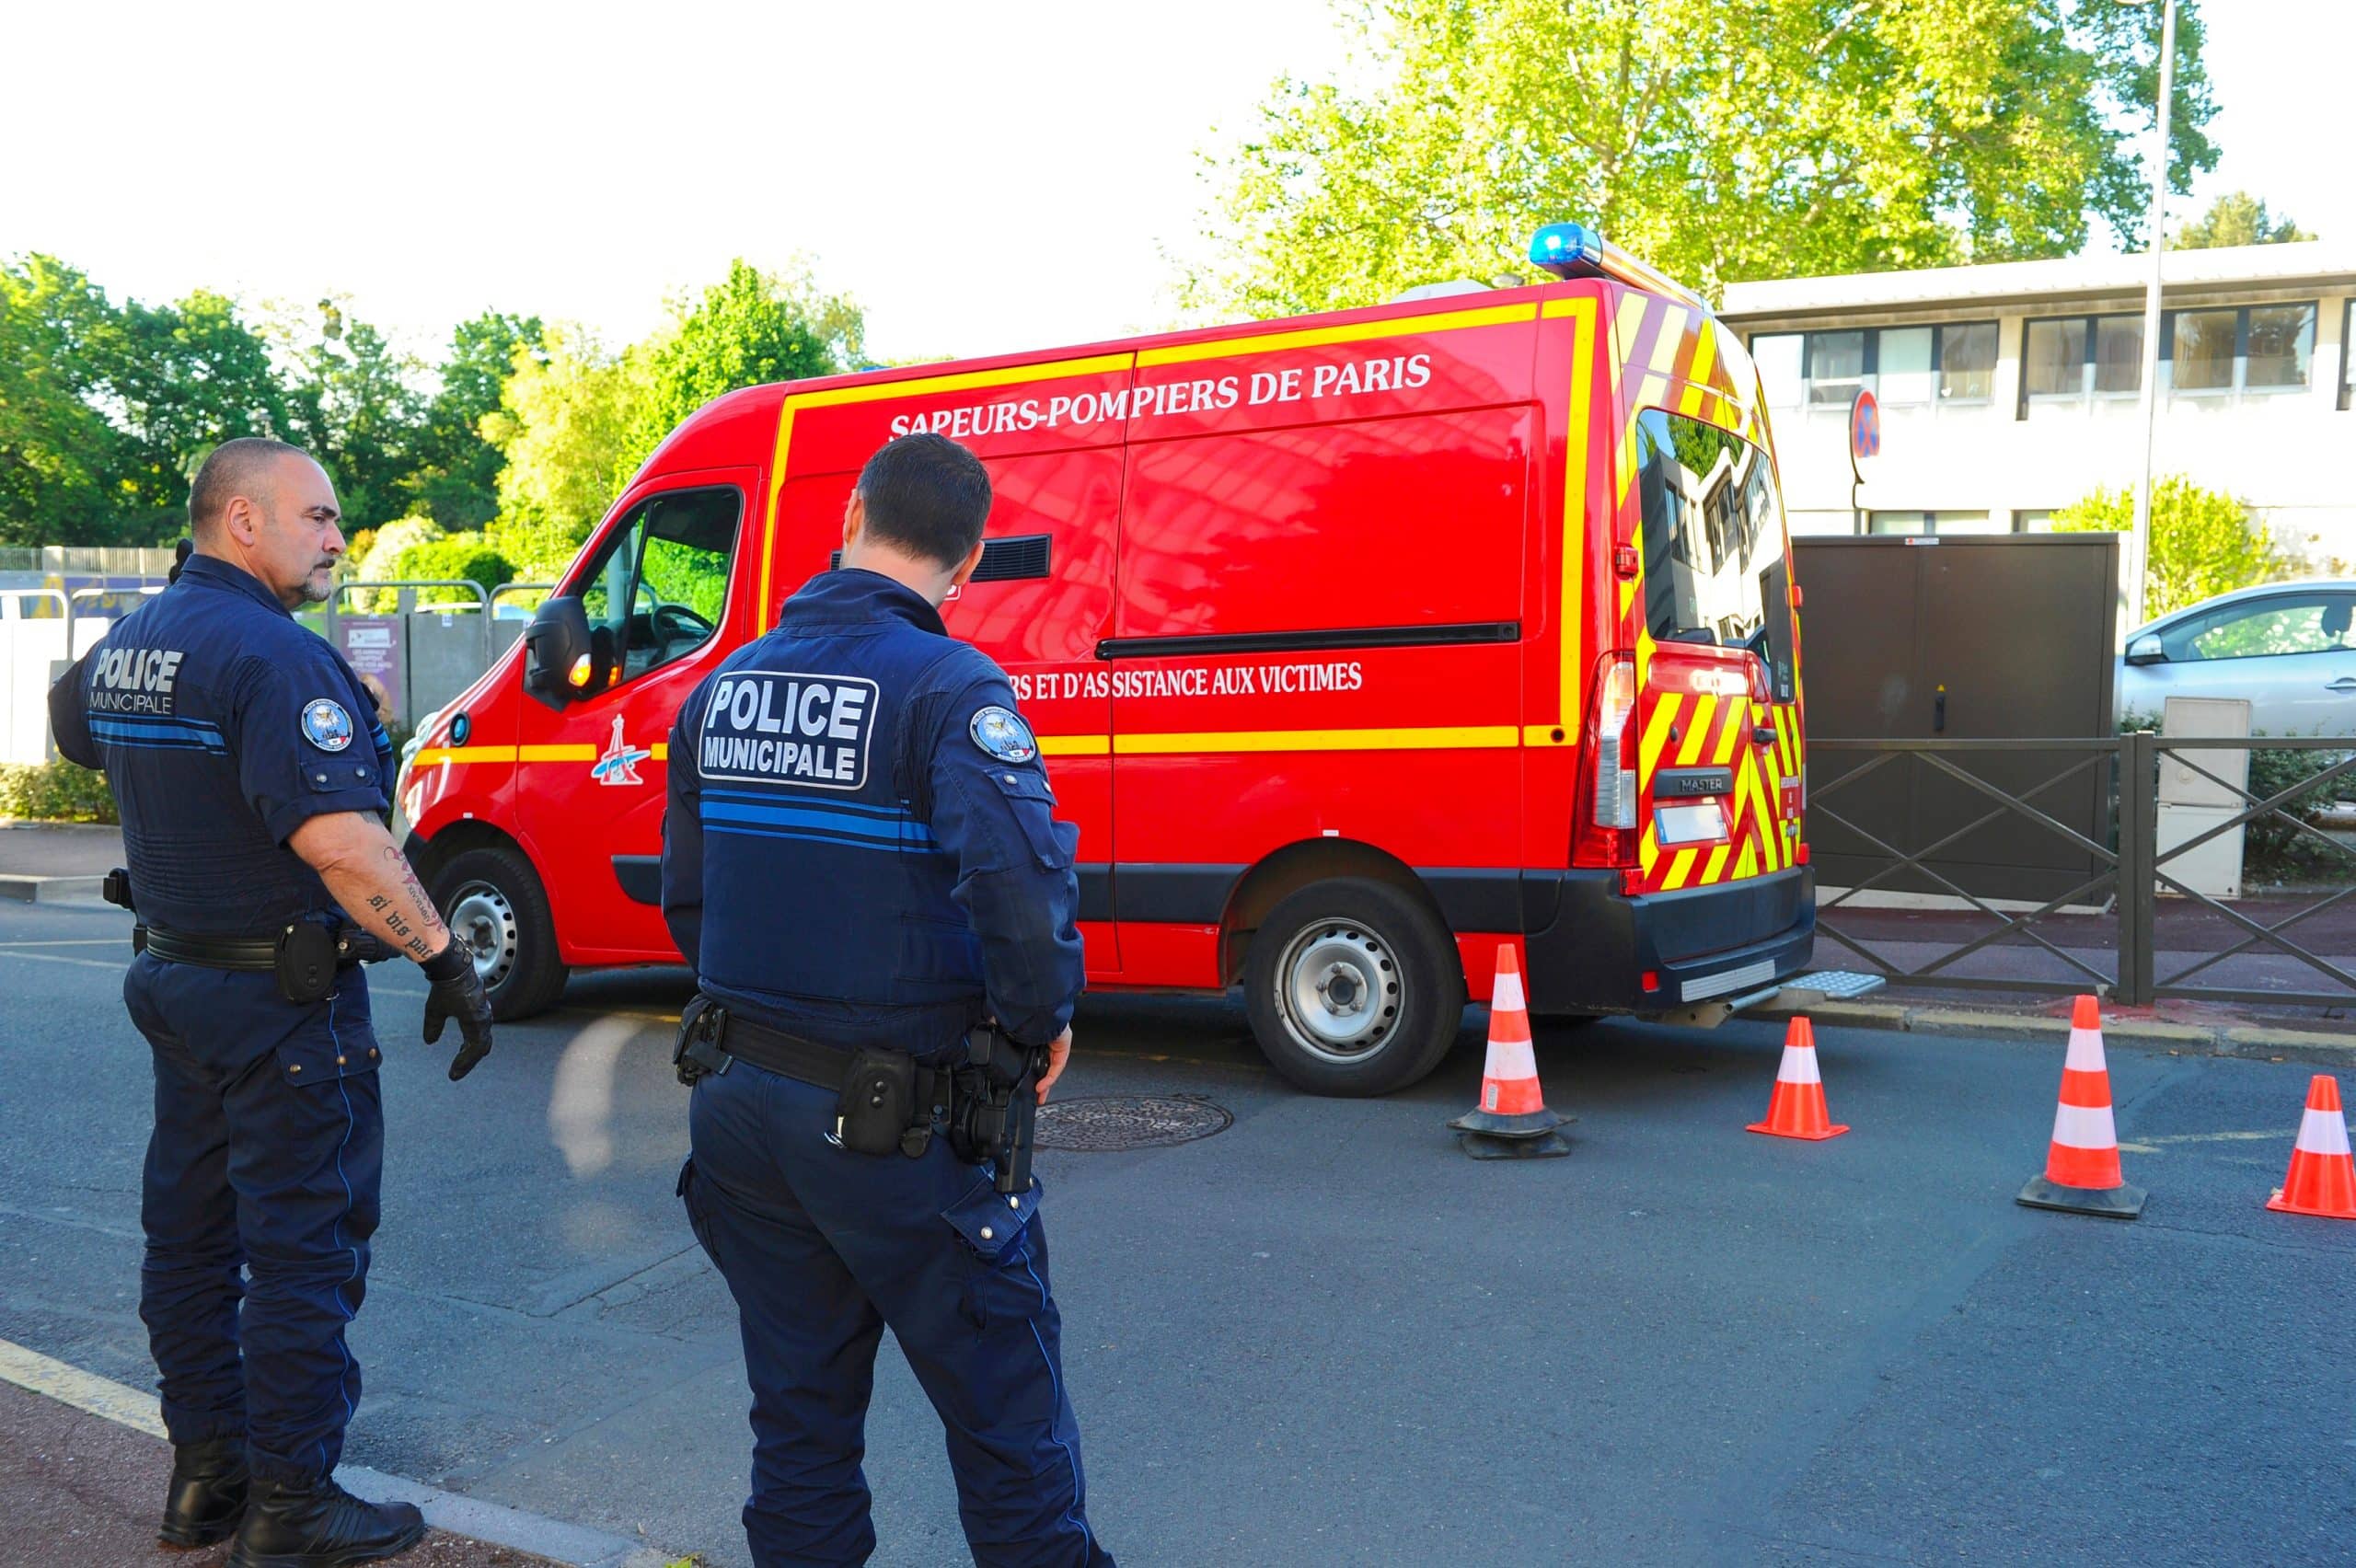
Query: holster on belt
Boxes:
[{"xmin": 673, "ymin": 994, "xmax": 940, "ymax": 1159}]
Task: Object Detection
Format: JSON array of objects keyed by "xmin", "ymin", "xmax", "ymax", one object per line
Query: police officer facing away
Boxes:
[
  {"xmin": 48, "ymin": 438, "xmax": 495, "ymax": 1567},
  {"xmin": 663, "ymin": 432, "xmax": 1112, "ymax": 1567}
]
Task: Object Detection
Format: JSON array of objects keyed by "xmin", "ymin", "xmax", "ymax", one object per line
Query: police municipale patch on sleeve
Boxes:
[
  {"xmin": 301, "ymin": 698, "xmax": 354, "ymax": 753},
  {"xmin": 969, "ymin": 705, "xmax": 1039, "ymax": 764}
]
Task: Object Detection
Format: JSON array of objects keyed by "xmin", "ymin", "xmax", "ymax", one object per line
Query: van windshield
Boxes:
[{"xmin": 1632, "ymin": 409, "xmax": 1795, "ymax": 702}]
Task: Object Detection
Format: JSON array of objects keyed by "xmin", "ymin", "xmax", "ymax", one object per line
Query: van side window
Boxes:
[
  {"xmin": 572, "ymin": 486, "xmax": 742, "ymax": 686},
  {"xmin": 1633, "ymin": 409, "xmax": 1792, "ymax": 698}
]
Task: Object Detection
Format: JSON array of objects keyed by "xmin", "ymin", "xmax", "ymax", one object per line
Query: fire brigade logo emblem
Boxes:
[{"xmin": 591, "ymin": 714, "xmax": 652, "ymax": 786}]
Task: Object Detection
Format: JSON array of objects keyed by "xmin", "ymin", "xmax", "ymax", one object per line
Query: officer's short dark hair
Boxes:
[
  {"xmin": 856, "ymin": 433, "xmax": 991, "ymax": 570},
  {"xmin": 189, "ymin": 437, "xmax": 312, "ymax": 536}
]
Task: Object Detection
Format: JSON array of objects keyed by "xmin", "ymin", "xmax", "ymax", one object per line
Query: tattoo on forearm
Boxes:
[{"xmin": 372, "ymin": 845, "xmax": 447, "ymax": 960}]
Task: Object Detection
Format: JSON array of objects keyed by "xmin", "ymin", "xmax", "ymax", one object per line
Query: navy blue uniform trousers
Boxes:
[
  {"xmin": 124, "ymin": 953, "xmax": 382, "ymax": 1485},
  {"xmin": 680, "ymin": 1061, "xmax": 1111, "ymax": 1568}
]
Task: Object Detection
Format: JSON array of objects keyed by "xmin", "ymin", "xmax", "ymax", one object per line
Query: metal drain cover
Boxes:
[{"xmin": 1034, "ymin": 1095, "xmax": 1232, "ymax": 1152}]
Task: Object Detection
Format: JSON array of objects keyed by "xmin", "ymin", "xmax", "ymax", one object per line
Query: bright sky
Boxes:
[{"xmin": 2, "ymin": 1, "xmax": 2347, "ymax": 368}]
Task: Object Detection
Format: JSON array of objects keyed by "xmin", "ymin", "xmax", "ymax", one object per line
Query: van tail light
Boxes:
[
  {"xmin": 1592, "ymin": 656, "xmax": 1638, "ymax": 832},
  {"xmin": 1573, "ymin": 652, "xmax": 1642, "ymax": 871}
]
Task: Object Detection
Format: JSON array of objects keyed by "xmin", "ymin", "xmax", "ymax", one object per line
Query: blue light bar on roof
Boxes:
[
  {"xmin": 1529, "ymin": 223, "xmax": 1606, "ymax": 280},
  {"xmin": 1528, "ymin": 221, "xmax": 1711, "ymax": 311}
]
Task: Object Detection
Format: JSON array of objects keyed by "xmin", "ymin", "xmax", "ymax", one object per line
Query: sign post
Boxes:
[{"xmin": 1848, "ymin": 387, "xmax": 1881, "ymax": 535}]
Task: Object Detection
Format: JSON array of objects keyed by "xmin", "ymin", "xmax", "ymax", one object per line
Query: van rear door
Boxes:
[{"xmin": 1625, "ymin": 410, "xmax": 1801, "ymax": 893}]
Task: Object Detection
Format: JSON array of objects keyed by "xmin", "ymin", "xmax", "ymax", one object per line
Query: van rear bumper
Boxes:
[{"xmin": 1518, "ymin": 866, "xmax": 1815, "ymax": 1015}]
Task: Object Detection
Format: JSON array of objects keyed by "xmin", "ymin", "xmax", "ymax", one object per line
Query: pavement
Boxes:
[
  {"xmin": 3, "ymin": 892, "xmax": 2352, "ymax": 1565},
  {"xmin": 0, "ymin": 822, "xmax": 117, "ymax": 902},
  {"xmin": 0, "ymin": 1375, "xmax": 577, "ymax": 1568}
]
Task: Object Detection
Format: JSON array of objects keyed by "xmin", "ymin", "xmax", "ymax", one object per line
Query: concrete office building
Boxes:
[{"xmin": 1718, "ymin": 241, "xmax": 2356, "ymax": 563}]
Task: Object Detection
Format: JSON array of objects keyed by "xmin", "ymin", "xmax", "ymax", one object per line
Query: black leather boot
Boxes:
[
  {"xmin": 158, "ymin": 1435, "xmax": 248, "ymax": 1546},
  {"xmin": 225, "ymin": 1474, "xmax": 426, "ymax": 1567}
]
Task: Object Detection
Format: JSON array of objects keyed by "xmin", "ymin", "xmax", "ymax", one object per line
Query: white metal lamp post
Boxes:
[{"xmin": 2122, "ymin": 0, "xmax": 2177, "ymax": 636}]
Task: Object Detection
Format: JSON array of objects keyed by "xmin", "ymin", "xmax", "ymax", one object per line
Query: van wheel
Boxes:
[
  {"xmin": 429, "ymin": 845, "xmax": 569, "ymax": 1020},
  {"xmin": 1242, "ymin": 878, "xmax": 1467, "ymax": 1097}
]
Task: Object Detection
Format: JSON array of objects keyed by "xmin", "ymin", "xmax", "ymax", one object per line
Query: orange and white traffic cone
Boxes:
[
  {"xmin": 1746, "ymin": 1016, "xmax": 1848, "ymax": 1140},
  {"xmin": 2266, "ymin": 1075, "xmax": 2356, "ymax": 1220},
  {"xmin": 1447, "ymin": 946, "xmax": 1569, "ymax": 1159},
  {"xmin": 2017, "ymin": 995, "xmax": 2145, "ymax": 1219}
]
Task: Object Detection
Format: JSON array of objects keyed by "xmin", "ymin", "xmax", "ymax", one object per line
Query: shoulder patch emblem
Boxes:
[
  {"xmin": 301, "ymin": 698, "xmax": 354, "ymax": 753},
  {"xmin": 970, "ymin": 706, "xmax": 1039, "ymax": 765}
]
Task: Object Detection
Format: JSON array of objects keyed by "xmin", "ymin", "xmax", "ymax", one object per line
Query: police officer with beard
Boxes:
[
  {"xmin": 49, "ymin": 437, "xmax": 494, "ymax": 1567},
  {"xmin": 662, "ymin": 432, "xmax": 1112, "ymax": 1566}
]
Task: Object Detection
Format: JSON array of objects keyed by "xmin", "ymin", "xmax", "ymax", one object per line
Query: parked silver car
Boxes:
[{"xmin": 2119, "ymin": 579, "xmax": 2356, "ymax": 735}]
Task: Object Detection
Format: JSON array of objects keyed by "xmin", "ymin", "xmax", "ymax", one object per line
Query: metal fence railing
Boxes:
[{"xmin": 1808, "ymin": 734, "xmax": 2356, "ymax": 1009}]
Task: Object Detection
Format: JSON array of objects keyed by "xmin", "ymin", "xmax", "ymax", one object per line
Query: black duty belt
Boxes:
[
  {"xmin": 140, "ymin": 925, "xmax": 386, "ymax": 972},
  {"xmin": 141, "ymin": 928, "xmax": 279, "ymax": 971},
  {"xmin": 711, "ymin": 1009, "xmax": 872, "ymax": 1090}
]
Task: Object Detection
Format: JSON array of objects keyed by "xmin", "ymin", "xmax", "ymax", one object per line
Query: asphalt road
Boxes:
[{"xmin": 2, "ymin": 895, "xmax": 2350, "ymax": 1567}]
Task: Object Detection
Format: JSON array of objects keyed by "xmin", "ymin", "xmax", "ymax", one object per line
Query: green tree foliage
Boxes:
[
  {"xmin": 480, "ymin": 328, "xmax": 646, "ymax": 578},
  {"xmin": 629, "ymin": 259, "xmax": 861, "ymax": 462},
  {"xmin": 1188, "ymin": 0, "xmax": 2219, "ymax": 317},
  {"xmin": 3, "ymin": 255, "xmax": 856, "ymax": 563},
  {"xmin": 404, "ymin": 312, "xmax": 547, "ymax": 528},
  {"xmin": 482, "ymin": 260, "xmax": 862, "ymax": 580},
  {"xmin": 280, "ymin": 300, "xmax": 426, "ymax": 533},
  {"xmin": 0, "ymin": 256, "xmax": 128, "ymax": 544},
  {"xmin": 2050, "ymin": 475, "xmax": 2281, "ymax": 620},
  {"xmin": 2, "ymin": 259, "xmax": 287, "ymax": 543},
  {"xmin": 2173, "ymin": 190, "xmax": 2313, "ymax": 249}
]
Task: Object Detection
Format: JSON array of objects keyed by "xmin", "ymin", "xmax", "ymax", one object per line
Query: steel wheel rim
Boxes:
[
  {"xmin": 446, "ymin": 881, "xmax": 519, "ymax": 991},
  {"xmin": 1274, "ymin": 919, "xmax": 1402, "ymax": 1063}
]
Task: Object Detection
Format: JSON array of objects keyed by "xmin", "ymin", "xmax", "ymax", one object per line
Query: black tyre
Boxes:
[
  {"xmin": 428, "ymin": 844, "xmax": 570, "ymax": 1020},
  {"xmin": 1242, "ymin": 877, "xmax": 1468, "ymax": 1097}
]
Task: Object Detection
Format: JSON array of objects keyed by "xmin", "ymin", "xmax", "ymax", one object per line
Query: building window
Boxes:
[
  {"xmin": 1868, "ymin": 510, "xmax": 1997, "ymax": 536},
  {"xmin": 2246, "ymin": 304, "xmax": 2316, "ymax": 390},
  {"xmin": 2015, "ymin": 510, "xmax": 2056, "ymax": 533},
  {"xmin": 2024, "ymin": 303, "xmax": 2316, "ymax": 416},
  {"xmin": 1751, "ymin": 322, "xmax": 1998, "ymax": 412},
  {"xmin": 1806, "ymin": 330, "xmax": 1867, "ymax": 405},
  {"xmin": 2168, "ymin": 308, "xmax": 2236, "ymax": 392}
]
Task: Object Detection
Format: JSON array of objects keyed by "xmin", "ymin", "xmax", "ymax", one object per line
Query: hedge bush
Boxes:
[{"xmin": 0, "ymin": 759, "xmax": 117, "ymax": 823}]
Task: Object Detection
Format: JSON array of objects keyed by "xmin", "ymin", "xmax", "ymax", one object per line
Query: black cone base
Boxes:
[
  {"xmin": 2017, "ymin": 1174, "xmax": 2146, "ymax": 1219},
  {"xmin": 1448, "ymin": 1106, "xmax": 1571, "ymax": 1137},
  {"xmin": 1458, "ymin": 1128, "xmax": 1571, "ymax": 1160}
]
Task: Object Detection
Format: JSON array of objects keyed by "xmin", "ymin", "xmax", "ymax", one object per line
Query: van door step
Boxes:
[{"xmin": 1782, "ymin": 971, "xmax": 1889, "ymax": 1002}]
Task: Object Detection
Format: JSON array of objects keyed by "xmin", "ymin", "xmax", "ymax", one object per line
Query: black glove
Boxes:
[{"xmin": 421, "ymin": 942, "xmax": 495, "ymax": 1080}]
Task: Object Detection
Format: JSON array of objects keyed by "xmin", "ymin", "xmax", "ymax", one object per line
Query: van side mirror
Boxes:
[
  {"xmin": 522, "ymin": 596, "xmax": 605, "ymax": 709},
  {"xmin": 2125, "ymin": 633, "xmax": 2166, "ymax": 666}
]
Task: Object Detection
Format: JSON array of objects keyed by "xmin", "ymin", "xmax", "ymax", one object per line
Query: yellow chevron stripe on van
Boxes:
[
  {"xmin": 1647, "ymin": 307, "xmax": 1688, "ymax": 378},
  {"xmin": 1663, "ymin": 847, "xmax": 1698, "ymax": 891},
  {"xmin": 1711, "ymin": 700, "xmax": 1746, "ymax": 767},
  {"xmin": 1640, "ymin": 692, "xmax": 1683, "ymax": 775},
  {"xmin": 1675, "ymin": 695, "xmax": 1717, "ymax": 767}
]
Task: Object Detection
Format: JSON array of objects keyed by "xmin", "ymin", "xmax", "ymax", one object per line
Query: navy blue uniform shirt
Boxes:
[
  {"xmin": 662, "ymin": 568, "xmax": 1083, "ymax": 1055},
  {"xmin": 48, "ymin": 555, "xmax": 393, "ymax": 936}
]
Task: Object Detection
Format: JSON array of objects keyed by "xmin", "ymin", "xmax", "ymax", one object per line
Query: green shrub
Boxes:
[
  {"xmin": 2241, "ymin": 741, "xmax": 2355, "ymax": 883},
  {"xmin": 2052, "ymin": 476, "xmax": 2283, "ymax": 619},
  {"xmin": 0, "ymin": 759, "xmax": 118, "ymax": 824}
]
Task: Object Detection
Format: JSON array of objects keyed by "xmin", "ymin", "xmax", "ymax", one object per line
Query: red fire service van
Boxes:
[{"xmin": 397, "ymin": 223, "xmax": 1813, "ymax": 1096}]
